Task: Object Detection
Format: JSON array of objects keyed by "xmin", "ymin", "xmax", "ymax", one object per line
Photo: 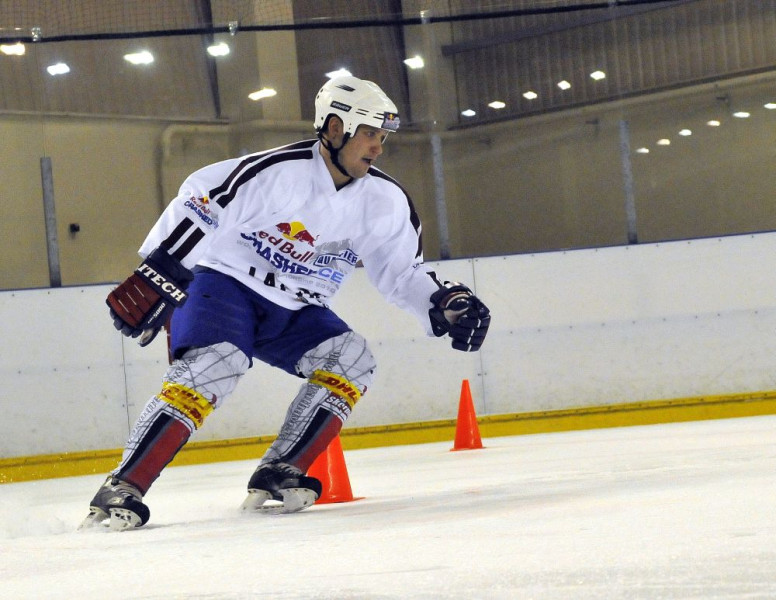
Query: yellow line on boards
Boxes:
[{"xmin": 2, "ymin": 391, "xmax": 775, "ymax": 484}]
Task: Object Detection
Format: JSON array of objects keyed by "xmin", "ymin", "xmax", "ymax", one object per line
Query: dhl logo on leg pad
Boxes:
[
  {"xmin": 158, "ymin": 382, "xmax": 214, "ymax": 429},
  {"xmin": 310, "ymin": 370, "xmax": 362, "ymax": 409}
]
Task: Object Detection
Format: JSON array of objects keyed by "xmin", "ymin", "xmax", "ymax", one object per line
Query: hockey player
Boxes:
[{"xmin": 80, "ymin": 75, "xmax": 490, "ymax": 531}]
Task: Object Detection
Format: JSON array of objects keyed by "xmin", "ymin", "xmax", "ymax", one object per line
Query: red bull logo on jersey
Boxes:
[
  {"xmin": 239, "ymin": 227, "xmax": 316, "ymax": 272},
  {"xmin": 187, "ymin": 195, "xmax": 211, "ymax": 210},
  {"xmin": 239, "ymin": 226, "xmax": 355, "ymax": 290},
  {"xmin": 276, "ymin": 221, "xmax": 317, "ymax": 246},
  {"xmin": 184, "ymin": 195, "xmax": 217, "ymax": 228}
]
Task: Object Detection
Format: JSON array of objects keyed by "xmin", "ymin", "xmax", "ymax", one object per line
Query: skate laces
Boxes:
[
  {"xmin": 108, "ymin": 478, "xmax": 143, "ymax": 501},
  {"xmin": 269, "ymin": 463, "xmax": 303, "ymax": 477}
]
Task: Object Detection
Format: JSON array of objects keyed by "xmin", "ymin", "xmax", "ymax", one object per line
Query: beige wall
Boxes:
[
  {"xmin": 441, "ymin": 114, "xmax": 628, "ymax": 256},
  {"xmin": 628, "ymin": 81, "xmax": 776, "ymax": 242},
  {"xmin": 3, "ymin": 117, "xmax": 167, "ymax": 289},
  {"xmin": 2, "ymin": 72, "xmax": 776, "ymax": 290},
  {"xmin": 2, "ymin": 116, "xmax": 49, "ymax": 289}
]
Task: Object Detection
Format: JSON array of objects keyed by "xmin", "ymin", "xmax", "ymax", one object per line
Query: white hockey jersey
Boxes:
[{"xmin": 139, "ymin": 139, "xmax": 441, "ymax": 335}]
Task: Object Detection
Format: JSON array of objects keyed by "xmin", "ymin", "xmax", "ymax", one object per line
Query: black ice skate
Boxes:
[
  {"xmin": 78, "ymin": 476, "xmax": 150, "ymax": 531},
  {"xmin": 241, "ymin": 462, "xmax": 322, "ymax": 515}
]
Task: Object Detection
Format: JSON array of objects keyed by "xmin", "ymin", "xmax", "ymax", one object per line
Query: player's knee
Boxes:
[
  {"xmin": 159, "ymin": 342, "xmax": 249, "ymax": 429},
  {"xmin": 297, "ymin": 331, "xmax": 376, "ymax": 407}
]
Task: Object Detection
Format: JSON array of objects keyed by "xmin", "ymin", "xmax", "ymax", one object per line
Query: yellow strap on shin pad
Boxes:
[
  {"xmin": 158, "ymin": 382, "xmax": 215, "ymax": 429},
  {"xmin": 310, "ymin": 370, "xmax": 363, "ymax": 409}
]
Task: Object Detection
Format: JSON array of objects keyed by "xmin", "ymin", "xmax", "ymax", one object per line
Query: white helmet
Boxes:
[{"xmin": 314, "ymin": 76, "xmax": 400, "ymax": 138}]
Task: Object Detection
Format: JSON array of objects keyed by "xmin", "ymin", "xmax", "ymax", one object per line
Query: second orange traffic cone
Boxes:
[
  {"xmin": 451, "ymin": 379, "xmax": 484, "ymax": 451},
  {"xmin": 308, "ymin": 435, "xmax": 363, "ymax": 504}
]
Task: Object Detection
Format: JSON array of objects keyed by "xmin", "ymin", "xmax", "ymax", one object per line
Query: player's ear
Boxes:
[{"xmin": 326, "ymin": 115, "xmax": 344, "ymax": 139}]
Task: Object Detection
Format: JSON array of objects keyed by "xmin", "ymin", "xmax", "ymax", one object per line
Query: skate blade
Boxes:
[
  {"xmin": 77, "ymin": 507, "xmax": 141, "ymax": 532},
  {"xmin": 108, "ymin": 507, "xmax": 143, "ymax": 531},
  {"xmin": 77, "ymin": 508, "xmax": 109, "ymax": 531},
  {"xmin": 241, "ymin": 488, "xmax": 318, "ymax": 515}
]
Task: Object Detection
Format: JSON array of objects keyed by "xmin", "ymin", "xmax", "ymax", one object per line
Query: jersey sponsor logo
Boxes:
[
  {"xmin": 313, "ymin": 266, "xmax": 345, "ymax": 284},
  {"xmin": 309, "ymin": 241, "xmax": 357, "ymax": 287},
  {"xmin": 184, "ymin": 195, "xmax": 218, "ymax": 228},
  {"xmin": 313, "ymin": 248, "xmax": 358, "ymax": 268},
  {"xmin": 242, "ymin": 229, "xmax": 354, "ymax": 301},
  {"xmin": 239, "ymin": 230, "xmax": 316, "ymax": 273},
  {"xmin": 275, "ymin": 221, "xmax": 317, "ymax": 246}
]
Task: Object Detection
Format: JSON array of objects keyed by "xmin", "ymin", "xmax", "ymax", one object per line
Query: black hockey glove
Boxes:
[
  {"xmin": 106, "ymin": 247, "xmax": 194, "ymax": 347},
  {"xmin": 429, "ymin": 282, "xmax": 491, "ymax": 352}
]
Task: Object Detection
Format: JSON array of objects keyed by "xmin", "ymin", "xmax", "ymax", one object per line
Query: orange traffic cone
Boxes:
[
  {"xmin": 308, "ymin": 435, "xmax": 363, "ymax": 504},
  {"xmin": 451, "ymin": 379, "xmax": 484, "ymax": 451}
]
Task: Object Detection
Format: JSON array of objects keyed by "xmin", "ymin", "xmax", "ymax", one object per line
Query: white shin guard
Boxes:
[
  {"xmin": 113, "ymin": 343, "xmax": 249, "ymax": 491},
  {"xmin": 162, "ymin": 342, "xmax": 250, "ymax": 420},
  {"xmin": 261, "ymin": 331, "xmax": 376, "ymax": 467},
  {"xmin": 125, "ymin": 341, "xmax": 249, "ymax": 446}
]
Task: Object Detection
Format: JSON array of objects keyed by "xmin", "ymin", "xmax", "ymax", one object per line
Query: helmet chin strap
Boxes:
[{"xmin": 319, "ymin": 133, "xmax": 352, "ymax": 180}]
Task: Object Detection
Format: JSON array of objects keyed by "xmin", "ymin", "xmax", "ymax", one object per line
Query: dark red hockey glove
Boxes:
[{"xmin": 107, "ymin": 248, "xmax": 193, "ymax": 347}]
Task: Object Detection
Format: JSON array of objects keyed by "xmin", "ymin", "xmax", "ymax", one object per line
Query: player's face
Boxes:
[{"xmin": 338, "ymin": 125, "xmax": 387, "ymax": 179}]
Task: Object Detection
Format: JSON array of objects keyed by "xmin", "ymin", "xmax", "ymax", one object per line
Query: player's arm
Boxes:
[
  {"xmin": 362, "ymin": 230, "xmax": 491, "ymax": 352},
  {"xmin": 113, "ymin": 163, "xmax": 238, "ymax": 346},
  {"xmin": 106, "ymin": 247, "xmax": 194, "ymax": 346},
  {"xmin": 428, "ymin": 281, "xmax": 491, "ymax": 352}
]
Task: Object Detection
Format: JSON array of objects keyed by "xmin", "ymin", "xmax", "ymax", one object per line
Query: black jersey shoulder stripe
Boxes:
[
  {"xmin": 211, "ymin": 140, "xmax": 317, "ymax": 209},
  {"xmin": 158, "ymin": 217, "xmax": 206, "ymax": 262},
  {"xmin": 209, "ymin": 138, "xmax": 316, "ymax": 201},
  {"xmin": 214, "ymin": 148, "xmax": 314, "ymax": 209},
  {"xmin": 368, "ymin": 168, "xmax": 424, "ymax": 258},
  {"xmin": 159, "ymin": 217, "xmax": 195, "ymax": 252},
  {"xmin": 171, "ymin": 227, "xmax": 205, "ymax": 262}
]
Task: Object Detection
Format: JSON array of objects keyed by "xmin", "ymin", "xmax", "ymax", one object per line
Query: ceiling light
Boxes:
[
  {"xmin": 657, "ymin": 138, "xmax": 671, "ymax": 146},
  {"xmin": 764, "ymin": 103, "xmax": 776, "ymax": 110},
  {"xmin": 124, "ymin": 51, "xmax": 154, "ymax": 65},
  {"xmin": 207, "ymin": 42, "xmax": 230, "ymax": 57},
  {"xmin": 0, "ymin": 42, "xmax": 25, "ymax": 56},
  {"xmin": 488, "ymin": 101, "xmax": 506, "ymax": 109},
  {"xmin": 733, "ymin": 111, "xmax": 750, "ymax": 118},
  {"xmin": 46, "ymin": 62, "xmax": 70, "ymax": 76},
  {"xmin": 461, "ymin": 109, "xmax": 476, "ymax": 117},
  {"xmin": 403, "ymin": 55, "xmax": 424, "ymax": 69},
  {"xmin": 248, "ymin": 87, "xmax": 277, "ymax": 101},
  {"xmin": 522, "ymin": 91, "xmax": 538, "ymax": 100},
  {"xmin": 590, "ymin": 70, "xmax": 606, "ymax": 80},
  {"xmin": 707, "ymin": 120, "xmax": 721, "ymax": 127},
  {"xmin": 557, "ymin": 80, "xmax": 571, "ymax": 90},
  {"xmin": 325, "ymin": 68, "xmax": 352, "ymax": 79},
  {"xmin": 636, "ymin": 147, "xmax": 650, "ymax": 154},
  {"xmin": 678, "ymin": 129, "xmax": 692, "ymax": 136}
]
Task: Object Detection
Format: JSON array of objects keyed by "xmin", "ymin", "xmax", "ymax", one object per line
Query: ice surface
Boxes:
[{"xmin": 2, "ymin": 415, "xmax": 776, "ymax": 599}]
